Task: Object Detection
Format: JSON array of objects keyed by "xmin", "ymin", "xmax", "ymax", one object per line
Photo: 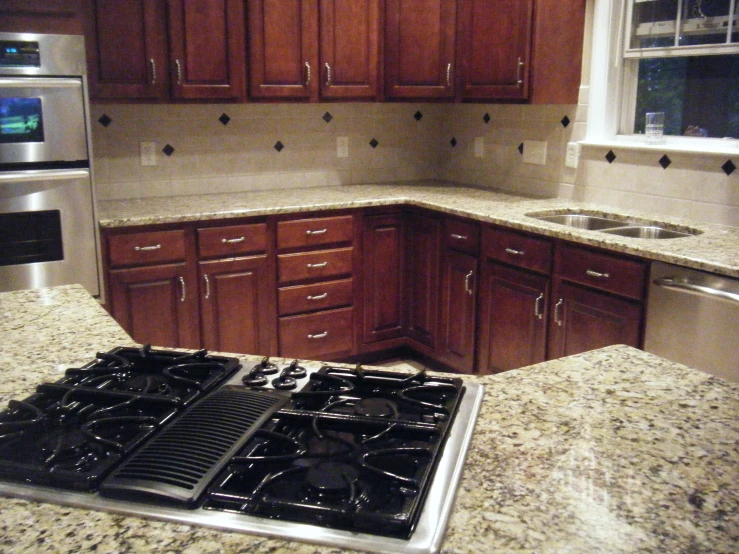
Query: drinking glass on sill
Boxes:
[{"xmin": 645, "ymin": 112, "xmax": 665, "ymax": 145}]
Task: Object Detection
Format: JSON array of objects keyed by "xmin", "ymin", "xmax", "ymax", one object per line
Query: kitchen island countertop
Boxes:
[
  {"xmin": 97, "ymin": 181, "xmax": 739, "ymax": 278},
  {"xmin": 0, "ymin": 285, "xmax": 737, "ymax": 553}
]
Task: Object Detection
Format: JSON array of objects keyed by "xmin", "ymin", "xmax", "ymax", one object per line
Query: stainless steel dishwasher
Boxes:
[{"xmin": 644, "ymin": 261, "xmax": 739, "ymax": 383}]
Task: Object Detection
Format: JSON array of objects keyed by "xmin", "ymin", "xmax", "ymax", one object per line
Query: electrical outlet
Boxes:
[
  {"xmin": 140, "ymin": 142, "xmax": 156, "ymax": 166},
  {"xmin": 522, "ymin": 140, "xmax": 547, "ymax": 165},
  {"xmin": 337, "ymin": 136, "xmax": 349, "ymax": 158},
  {"xmin": 474, "ymin": 137, "xmax": 484, "ymax": 158},
  {"xmin": 565, "ymin": 142, "xmax": 580, "ymax": 169}
]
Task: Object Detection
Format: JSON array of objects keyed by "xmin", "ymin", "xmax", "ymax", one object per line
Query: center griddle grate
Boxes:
[{"xmin": 99, "ymin": 386, "xmax": 288, "ymax": 506}]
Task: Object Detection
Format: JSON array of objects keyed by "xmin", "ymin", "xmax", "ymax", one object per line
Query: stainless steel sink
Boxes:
[
  {"xmin": 599, "ymin": 226, "xmax": 698, "ymax": 239},
  {"xmin": 525, "ymin": 211, "xmax": 702, "ymax": 239},
  {"xmin": 532, "ymin": 214, "xmax": 626, "ymax": 230}
]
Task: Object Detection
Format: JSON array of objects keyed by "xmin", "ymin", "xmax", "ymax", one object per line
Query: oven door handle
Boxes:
[
  {"xmin": 0, "ymin": 77, "xmax": 82, "ymax": 89},
  {"xmin": 0, "ymin": 169, "xmax": 89, "ymax": 183}
]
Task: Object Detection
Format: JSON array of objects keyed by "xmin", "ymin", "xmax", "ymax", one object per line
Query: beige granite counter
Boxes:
[
  {"xmin": 97, "ymin": 181, "xmax": 739, "ymax": 278},
  {"xmin": 1, "ymin": 286, "xmax": 738, "ymax": 553}
]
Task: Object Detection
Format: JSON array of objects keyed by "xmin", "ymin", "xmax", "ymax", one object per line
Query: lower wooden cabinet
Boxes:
[
  {"xmin": 406, "ymin": 213, "xmax": 441, "ymax": 348},
  {"xmin": 108, "ymin": 263, "xmax": 200, "ymax": 349},
  {"xmin": 437, "ymin": 250, "xmax": 477, "ymax": 373},
  {"xmin": 279, "ymin": 306, "xmax": 355, "ymax": 359}
]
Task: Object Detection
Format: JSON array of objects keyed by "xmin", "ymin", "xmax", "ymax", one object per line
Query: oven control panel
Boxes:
[{"xmin": 0, "ymin": 41, "xmax": 40, "ymax": 68}]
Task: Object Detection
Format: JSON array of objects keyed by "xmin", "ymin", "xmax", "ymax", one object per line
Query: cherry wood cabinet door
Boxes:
[
  {"xmin": 109, "ymin": 263, "xmax": 200, "ymax": 349},
  {"xmin": 85, "ymin": 0, "xmax": 169, "ymax": 100},
  {"xmin": 456, "ymin": 0, "xmax": 534, "ymax": 100},
  {"xmin": 438, "ymin": 250, "xmax": 477, "ymax": 373},
  {"xmin": 319, "ymin": 0, "xmax": 379, "ymax": 100},
  {"xmin": 362, "ymin": 213, "xmax": 406, "ymax": 343},
  {"xmin": 167, "ymin": 0, "xmax": 246, "ymax": 100},
  {"xmin": 476, "ymin": 261, "xmax": 548, "ymax": 374},
  {"xmin": 405, "ymin": 213, "xmax": 441, "ymax": 349},
  {"xmin": 199, "ymin": 256, "xmax": 277, "ymax": 357},
  {"xmin": 548, "ymin": 280, "xmax": 643, "ymax": 360},
  {"xmin": 248, "ymin": 0, "xmax": 319, "ymax": 100},
  {"xmin": 384, "ymin": 0, "xmax": 456, "ymax": 99}
]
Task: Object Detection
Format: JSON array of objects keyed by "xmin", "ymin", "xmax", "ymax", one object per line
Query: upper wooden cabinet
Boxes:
[
  {"xmin": 384, "ymin": 0, "xmax": 456, "ymax": 99},
  {"xmin": 0, "ymin": 0, "xmax": 84, "ymax": 34},
  {"xmin": 85, "ymin": 0, "xmax": 246, "ymax": 101},
  {"xmin": 456, "ymin": 0, "xmax": 534, "ymax": 101},
  {"xmin": 247, "ymin": 0, "xmax": 379, "ymax": 101}
]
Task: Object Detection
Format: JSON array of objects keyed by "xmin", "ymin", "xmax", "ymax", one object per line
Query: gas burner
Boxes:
[
  {"xmin": 304, "ymin": 461, "xmax": 359, "ymax": 499},
  {"xmin": 122, "ymin": 374, "xmax": 173, "ymax": 395},
  {"xmin": 353, "ymin": 398, "xmax": 398, "ymax": 418}
]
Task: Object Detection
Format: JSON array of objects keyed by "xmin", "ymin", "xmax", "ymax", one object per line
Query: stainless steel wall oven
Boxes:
[{"xmin": 0, "ymin": 32, "xmax": 99, "ymax": 296}]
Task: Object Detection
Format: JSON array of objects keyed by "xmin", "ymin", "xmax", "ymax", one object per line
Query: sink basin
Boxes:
[
  {"xmin": 599, "ymin": 226, "xmax": 698, "ymax": 239},
  {"xmin": 532, "ymin": 214, "xmax": 626, "ymax": 230}
]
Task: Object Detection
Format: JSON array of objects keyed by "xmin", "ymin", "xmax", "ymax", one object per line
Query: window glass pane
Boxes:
[
  {"xmin": 633, "ymin": 53, "xmax": 739, "ymax": 138},
  {"xmin": 678, "ymin": 0, "xmax": 735, "ymax": 47}
]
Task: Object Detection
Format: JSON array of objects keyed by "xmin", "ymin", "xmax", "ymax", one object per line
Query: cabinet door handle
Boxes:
[
  {"xmin": 306, "ymin": 228, "xmax": 327, "ymax": 235},
  {"xmin": 516, "ymin": 57, "xmax": 524, "ymax": 88},
  {"xmin": 305, "ymin": 61, "xmax": 311, "ymax": 85},
  {"xmin": 554, "ymin": 298, "xmax": 563, "ymax": 326},
  {"xmin": 325, "ymin": 63, "xmax": 331, "ymax": 85},
  {"xmin": 149, "ymin": 59, "xmax": 157, "ymax": 84},
  {"xmin": 179, "ymin": 276, "xmax": 186, "ymax": 302},
  {"xmin": 446, "ymin": 62, "xmax": 452, "ymax": 86},
  {"xmin": 307, "ymin": 261, "xmax": 328, "ymax": 268},
  {"xmin": 534, "ymin": 293, "xmax": 544, "ymax": 320},
  {"xmin": 308, "ymin": 331, "xmax": 328, "ymax": 339},
  {"xmin": 175, "ymin": 59, "xmax": 182, "ymax": 85},
  {"xmin": 505, "ymin": 247, "xmax": 525, "ymax": 256},
  {"xmin": 586, "ymin": 269, "xmax": 610, "ymax": 279},
  {"xmin": 221, "ymin": 236, "xmax": 245, "ymax": 244},
  {"xmin": 204, "ymin": 274, "xmax": 211, "ymax": 299},
  {"xmin": 134, "ymin": 244, "xmax": 161, "ymax": 252},
  {"xmin": 307, "ymin": 292, "xmax": 328, "ymax": 300},
  {"xmin": 464, "ymin": 270, "xmax": 474, "ymax": 295},
  {"xmin": 450, "ymin": 233, "xmax": 468, "ymax": 240}
]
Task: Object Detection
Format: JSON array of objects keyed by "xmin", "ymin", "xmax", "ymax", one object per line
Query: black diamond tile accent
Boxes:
[
  {"xmin": 605, "ymin": 150, "xmax": 616, "ymax": 164},
  {"xmin": 517, "ymin": 143, "xmax": 524, "ymax": 155},
  {"xmin": 218, "ymin": 113, "xmax": 230, "ymax": 125},
  {"xmin": 274, "ymin": 141, "xmax": 284, "ymax": 152},
  {"xmin": 162, "ymin": 144, "xmax": 175, "ymax": 156},
  {"xmin": 722, "ymin": 159, "xmax": 736, "ymax": 176},
  {"xmin": 659, "ymin": 154, "xmax": 671, "ymax": 169},
  {"xmin": 322, "ymin": 111, "xmax": 333, "ymax": 123},
  {"xmin": 414, "ymin": 111, "xmax": 423, "ymax": 121},
  {"xmin": 450, "ymin": 137, "xmax": 457, "ymax": 147},
  {"xmin": 561, "ymin": 115, "xmax": 570, "ymax": 128},
  {"xmin": 483, "ymin": 113, "xmax": 491, "ymax": 124},
  {"xmin": 98, "ymin": 114, "xmax": 112, "ymax": 127},
  {"xmin": 369, "ymin": 138, "xmax": 379, "ymax": 148}
]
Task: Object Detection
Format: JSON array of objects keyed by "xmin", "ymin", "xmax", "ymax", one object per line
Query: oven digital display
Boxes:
[{"xmin": 0, "ymin": 97, "xmax": 44, "ymax": 143}]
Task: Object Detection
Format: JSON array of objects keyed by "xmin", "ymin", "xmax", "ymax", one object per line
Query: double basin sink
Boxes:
[{"xmin": 525, "ymin": 211, "xmax": 702, "ymax": 239}]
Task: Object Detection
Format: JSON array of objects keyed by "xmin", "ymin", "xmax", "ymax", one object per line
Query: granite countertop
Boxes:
[
  {"xmin": 1, "ymin": 285, "xmax": 738, "ymax": 553},
  {"xmin": 97, "ymin": 181, "xmax": 739, "ymax": 278}
]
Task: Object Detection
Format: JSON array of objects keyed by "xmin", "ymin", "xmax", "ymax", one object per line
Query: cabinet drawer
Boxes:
[
  {"xmin": 443, "ymin": 218, "xmax": 480, "ymax": 255},
  {"xmin": 279, "ymin": 307, "xmax": 354, "ymax": 359},
  {"xmin": 278, "ymin": 278, "xmax": 354, "ymax": 316},
  {"xmin": 483, "ymin": 227, "xmax": 552, "ymax": 274},
  {"xmin": 278, "ymin": 247, "xmax": 353, "ymax": 284},
  {"xmin": 277, "ymin": 215, "xmax": 354, "ymax": 250},
  {"xmin": 556, "ymin": 244, "xmax": 647, "ymax": 300},
  {"xmin": 197, "ymin": 223, "xmax": 267, "ymax": 258},
  {"xmin": 108, "ymin": 230, "xmax": 186, "ymax": 268}
]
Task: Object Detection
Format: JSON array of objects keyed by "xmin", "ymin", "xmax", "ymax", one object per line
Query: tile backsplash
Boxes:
[{"xmin": 91, "ymin": 101, "xmax": 739, "ymax": 228}]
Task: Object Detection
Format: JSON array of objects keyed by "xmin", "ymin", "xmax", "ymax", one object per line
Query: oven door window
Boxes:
[
  {"xmin": 0, "ymin": 97, "xmax": 44, "ymax": 143},
  {"xmin": 0, "ymin": 210, "xmax": 62, "ymax": 266}
]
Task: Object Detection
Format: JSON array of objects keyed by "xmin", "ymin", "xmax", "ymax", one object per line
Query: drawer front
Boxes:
[
  {"xmin": 108, "ymin": 230, "xmax": 186, "ymax": 268},
  {"xmin": 197, "ymin": 223, "xmax": 267, "ymax": 258},
  {"xmin": 483, "ymin": 227, "xmax": 552, "ymax": 274},
  {"xmin": 279, "ymin": 307, "xmax": 354, "ymax": 359},
  {"xmin": 278, "ymin": 278, "xmax": 354, "ymax": 316},
  {"xmin": 443, "ymin": 218, "xmax": 480, "ymax": 255},
  {"xmin": 277, "ymin": 215, "xmax": 354, "ymax": 250},
  {"xmin": 556, "ymin": 244, "xmax": 647, "ymax": 300},
  {"xmin": 278, "ymin": 247, "xmax": 353, "ymax": 284}
]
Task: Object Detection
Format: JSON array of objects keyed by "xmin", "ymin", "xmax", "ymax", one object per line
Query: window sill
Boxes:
[{"xmin": 580, "ymin": 136, "xmax": 739, "ymax": 157}]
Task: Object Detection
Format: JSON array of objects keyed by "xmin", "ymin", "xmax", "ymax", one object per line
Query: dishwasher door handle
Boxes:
[{"xmin": 653, "ymin": 277, "xmax": 739, "ymax": 305}]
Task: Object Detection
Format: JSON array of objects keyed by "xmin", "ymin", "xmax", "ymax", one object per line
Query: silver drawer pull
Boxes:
[
  {"xmin": 307, "ymin": 293, "xmax": 328, "ymax": 300},
  {"xmin": 534, "ymin": 293, "xmax": 544, "ymax": 320},
  {"xmin": 450, "ymin": 233, "xmax": 468, "ymax": 240},
  {"xmin": 306, "ymin": 228, "xmax": 327, "ymax": 235},
  {"xmin": 464, "ymin": 270, "xmax": 474, "ymax": 295},
  {"xmin": 554, "ymin": 298, "xmax": 563, "ymax": 326},
  {"xmin": 308, "ymin": 331, "xmax": 328, "ymax": 339},
  {"xmin": 221, "ymin": 236, "xmax": 245, "ymax": 244},
  {"xmin": 307, "ymin": 262, "xmax": 328, "ymax": 268},
  {"xmin": 134, "ymin": 244, "xmax": 161, "ymax": 251},
  {"xmin": 204, "ymin": 274, "xmax": 211, "ymax": 299},
  {"xmin": 586, "ymin": 269, "xmax": 610, "ymax": 279},
  {"xmin": 179, "ymin": 276, "xmax": 186, "ymax": 302},
  {"xmin": 505, "ymin": 247, "xmax": 525, "ymax": 256}
]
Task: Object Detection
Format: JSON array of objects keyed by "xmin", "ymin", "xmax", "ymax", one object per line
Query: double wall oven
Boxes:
[{"xmin": 0, "ymin": 32, "xmax": 99, "ymax": 296}]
